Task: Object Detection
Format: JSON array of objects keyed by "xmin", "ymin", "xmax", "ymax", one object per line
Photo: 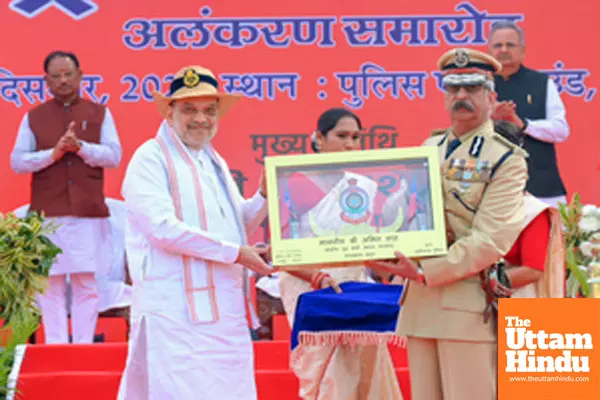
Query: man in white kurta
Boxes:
[
  {"xmin": 117, "ymin": 65, "xmax": 272, "ymax": 400},
  {"xmin": 9, "ymin": 51, "xmax": 122, "ymax": 344}
]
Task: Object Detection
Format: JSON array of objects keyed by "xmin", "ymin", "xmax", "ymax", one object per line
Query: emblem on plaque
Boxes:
[{"xmin": 339, "ymin": 178, "xmax": 371, "ymax": 224}]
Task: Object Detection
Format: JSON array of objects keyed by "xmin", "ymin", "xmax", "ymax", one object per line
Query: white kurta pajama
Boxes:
[
  {"xmin": 10, "ymin": 108, "xmax": 122, "ymax": 344},
  {"xmin": 118, "ymin": 122, "xmax": 267, "ymax": 400}
]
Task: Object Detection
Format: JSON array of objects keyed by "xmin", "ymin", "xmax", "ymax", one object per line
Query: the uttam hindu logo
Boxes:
[
  {"xmin": 504, "ymin": 315, "xmax": 592, "ymax": 373},
  {"xmin": 498, "ymin": 299, "xmax": 600, "ymax": 400}
]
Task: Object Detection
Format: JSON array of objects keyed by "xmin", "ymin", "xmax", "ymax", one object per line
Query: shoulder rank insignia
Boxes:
[
  {"xmin": 492, "ymin": 133, "xmax": 528, "ymax": 158},
  {"xmin": 468, "ymin": 135, "xmax": 484, "ymax": 158}
]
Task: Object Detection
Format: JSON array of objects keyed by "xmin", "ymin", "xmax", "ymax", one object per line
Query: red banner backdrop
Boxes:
[{"xmin": 1, "ymin": 1, "xmax": 598, "ymax": 243}]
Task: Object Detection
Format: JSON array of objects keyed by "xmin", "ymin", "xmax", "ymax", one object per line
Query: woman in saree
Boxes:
[
  {"xmin": 505, "ymin": 193, "xmax": 565, "ymax": 298},
  {"xmin": 493, "ymin": 121, "xmax": 565, "ymax": 298},
  {"xmin": 278, "ymin": 108, "xmax": 406, "ymax": 400}
]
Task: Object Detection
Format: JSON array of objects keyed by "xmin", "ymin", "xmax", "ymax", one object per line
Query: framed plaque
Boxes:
[{"xmin": 264, "ymin": 145, "xmax": 447, "ymax": 270}]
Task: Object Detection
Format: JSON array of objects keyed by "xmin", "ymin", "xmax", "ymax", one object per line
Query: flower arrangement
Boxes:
[
  {"xmin": 0, "ymin": 211, "xmax": 61, "ymax": 397},
  {"xmin": 559, "ymin": 193, "xmax": 600, "ymax": 298}
]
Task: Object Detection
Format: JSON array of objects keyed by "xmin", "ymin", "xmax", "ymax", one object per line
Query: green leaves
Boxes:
[
  {"xmin": 565, "ymin": 243, "xmax": 590, "ymax": 297},
  {"xmin": 0, "ymin": 211, "xmax": 61, "ymax": 396},
  {"xmin": 0, "ymin": 312, "xmax": 40, "ymax": 397}
]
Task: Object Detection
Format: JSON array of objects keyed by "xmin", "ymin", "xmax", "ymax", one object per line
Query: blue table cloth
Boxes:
[{"xmin": 291, "ymin": 282, "xmax": 404, "ymax": 350}]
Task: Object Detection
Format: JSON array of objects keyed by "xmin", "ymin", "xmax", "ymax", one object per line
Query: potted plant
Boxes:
[
  {"xmin": 0, "ymin": 211, "xmax": 61, "ymax": 397},
  {"xmin": 559, "ymin": 193, "xmax": 600, "ymax": 298}
]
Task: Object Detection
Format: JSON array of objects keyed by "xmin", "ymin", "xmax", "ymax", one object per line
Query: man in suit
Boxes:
[{"xmin": 367, "ymin": 48, "xmax": 528, "ymax": 400}]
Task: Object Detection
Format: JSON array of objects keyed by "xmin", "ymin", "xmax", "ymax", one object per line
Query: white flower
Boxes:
[
  {"xmin": 582, "ymin": 204, "xmax": 598, "ymax": 217},
  {"xmin": 579, "ymin": 216, "xmax": 600, "ymax": 233},
  {"xmin": 581, "ymin": 241, "xmax": 600, "ymax": 257},
  {"xmin": 589, "ymin": 261, "xmax": 600, "ymax": 270},
  {"xmin": 581, "ymin": 242, "xmax": 594, "ymax": 258}
]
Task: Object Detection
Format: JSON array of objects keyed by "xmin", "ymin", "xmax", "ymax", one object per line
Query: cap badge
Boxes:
[
  {"xmin": 454, "ymin": 49, "xmax": 469, "ymax": 68},
  {"xmin": 183, "ymin": 69, "xmax": 200, "ymax": 88}
]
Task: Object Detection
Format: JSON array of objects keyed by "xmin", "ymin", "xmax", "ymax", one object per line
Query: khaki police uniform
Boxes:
[{"xmin": 396, "ymin": 48, "xmax": 528, "ymax": 400}]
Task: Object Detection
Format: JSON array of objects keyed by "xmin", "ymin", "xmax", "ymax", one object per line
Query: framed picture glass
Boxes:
[{"xmin": 265, "ymin": 146, "xmax": 447, "ymax": 270}]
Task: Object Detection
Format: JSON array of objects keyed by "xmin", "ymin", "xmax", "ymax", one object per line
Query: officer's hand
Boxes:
[
  {"xmin": 446, "ymin": 224, "xmax": 456, "ymax": 245},
  {"xmin": 236, "ymin": 245, "xmax": 273, "ymax": 276},
  {"xmin": 365, "ymin": 251, "xmax": 421, "ymax": 281}
]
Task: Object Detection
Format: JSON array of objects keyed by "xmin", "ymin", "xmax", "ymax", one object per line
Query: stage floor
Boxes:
[{"xmin": 13, "ymin": 341, "xmax": 410, "ymax": 400}]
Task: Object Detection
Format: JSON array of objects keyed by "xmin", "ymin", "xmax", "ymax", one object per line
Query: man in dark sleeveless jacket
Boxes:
[
  {"xmin": 10, "ymin": 51, "xmax": 122, "ymax": 344},
  {"xmin": 489, "ymin": 21, "xmax": 570, "ymax": 208}
]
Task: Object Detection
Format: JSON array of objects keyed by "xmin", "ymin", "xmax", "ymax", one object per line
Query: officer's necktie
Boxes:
[{"xmin": 445, "ymin": 138, "xmax": 461, "ymax": 159}]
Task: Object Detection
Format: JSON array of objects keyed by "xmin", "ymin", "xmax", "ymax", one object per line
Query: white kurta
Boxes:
[
  {"xmin": 13, "ymin": 199, "xmax": 133, "ymax": 313},
  {"xmin": 117, "ymin": 126, "xmax": 267, "ymax": 400},
  {"xmin": 97, "ymin": 198, "xmax": 132, "ymax": 312},
  {"xmin": 9, "ymin": 107, "xmax": 122, "ymax": 275}
]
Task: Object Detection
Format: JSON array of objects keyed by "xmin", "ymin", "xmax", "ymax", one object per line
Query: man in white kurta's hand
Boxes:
[{"xmin": 117, "ymin": 65, "xmax": 271, "ymax": 400}]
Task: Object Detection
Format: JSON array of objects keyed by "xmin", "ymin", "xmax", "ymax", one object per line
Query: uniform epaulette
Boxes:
[
  {"xmin": 430, "ymin": 128, "xmax": 447, "ymax": 137},
  {"xmin": 492, "ymin": 133, "xmax": 528, "ymax": 158}
]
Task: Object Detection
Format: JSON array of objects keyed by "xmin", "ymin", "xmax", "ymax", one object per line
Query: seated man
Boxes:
[
  {"xmin": 98, "ymin": 198, "xmax": 132, "ymax": 314},
  {"xmin": 254, "ymin": 271, "xmax": 285, "ymax": 340},
  {"xmin": 96, "ymin": 198, "xmax": 133, "ymax": 339}
]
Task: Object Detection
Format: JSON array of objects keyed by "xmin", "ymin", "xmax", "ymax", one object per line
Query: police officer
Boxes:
[{"xmin": 367, "ymin": 48, "xmax": 528, "ymax": 400}]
